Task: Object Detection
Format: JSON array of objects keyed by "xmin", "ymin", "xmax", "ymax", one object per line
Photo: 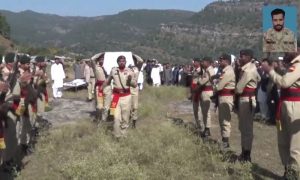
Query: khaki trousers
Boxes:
[
  {"xmin": 278, "ymin": 101, "xmax": 300, "ymax": 171},
  {"xmin": 218, "ymin": 96, "xmax": 234, "ymax": 138},
  {"xmin": 113, "ymin": 95, "xmax": 132, "ymax": 137},
  {"xmin": 192, "ymin": 93, "xmax": 203, "ymax": 131},
  {"xmin": 238, "ymin": 96, "xmax": 256, "ymax": 151},
  {"xmin": 87, "ymin": 78, "xmax": 96, "ymax": 100},
  {"xmin": 200, "ymin": 91, "xmax": 213, "ymax": 128},
  {"xmin": 20, "ymin": 105, "xmax": 36, "ymax": 145},
  {"xmin": 37, "ymin": 94, "xmax": 45, "ymax": 116},
  {"xmin": 130, "ymin": 88, "xmax": 139, "ymax": 121},
  {"xmin": 95, "ymin": 86, "xmax": 112, "ymax": 121}
]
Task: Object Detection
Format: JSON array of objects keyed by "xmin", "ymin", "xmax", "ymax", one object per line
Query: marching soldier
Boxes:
[
  {"xmin": 215, "ymin": 53, "xmax": 235, "ymax": 149},
  {"xmin": 92, "ymin": 54, "xmax": 111, "ymax": 123},
  {"xmin": 198, "ymin": 57, "xmax": 215, "ymax": 137},
  {"xmin": 235, "ymin": 49, "xmax": 260, "ymax": 162},
  {"xmin": 191, "ymin": 58, "xmax": 203, "ymax": 132},
  {"xmin": 100, "ymin": 55, "xmax": 136, "ymax": 138},
  {"xmin": 84, "ymin": 59, "xmax": 96, "ymax": 102},
  {"xmin": 129, "ymin": 54, "xmax": 143, "ymax": 128},
  {"xmin": 33, "ymin": 56, "xmax": 49, "ymax": 129},
  {"xmin": 18, "ymin": 55, "xmax": 37, "ymax": 154},
  {"xmin": 262, "ymin": 48, "xmax": 300, "ymax": 179}
]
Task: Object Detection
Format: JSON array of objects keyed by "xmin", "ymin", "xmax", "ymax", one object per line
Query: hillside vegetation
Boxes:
[{"xmin": 1, "ymin": 0, "xmax": 299, "ymax": 62}]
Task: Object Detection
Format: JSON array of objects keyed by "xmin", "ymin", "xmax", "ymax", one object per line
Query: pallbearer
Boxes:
[{"xmin": 215, "ymin": 53, "xmax": 235, "ymax": 149}]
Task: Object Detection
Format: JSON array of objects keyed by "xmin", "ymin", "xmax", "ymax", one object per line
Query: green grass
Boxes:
[{"xmin": 18, "ymin": 86, "xmax": 253, "ymax": 180}]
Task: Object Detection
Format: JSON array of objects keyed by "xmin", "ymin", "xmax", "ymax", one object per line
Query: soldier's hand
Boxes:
[
  {"xmin": 0, "ymin": 82, "xmax": 9, "ymax": 92},
  {"xmin": 20, "ymin": 72, "xmax": 32, "ymax": 83},
  {"xmin": 127, "ymin": 75, "xmax": 132, "ymax": 81}
]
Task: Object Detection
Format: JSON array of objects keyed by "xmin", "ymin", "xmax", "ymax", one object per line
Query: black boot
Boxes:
[
  {"xmin": 221, "ymin": 137, "xmax": 230, "ymax": 149},
  {"xmin": 132, "ymin": 120, "xmax": 136, "ymax": 129},
  {"xmin": 244, "ymin": 150, "xmax": 251, "ymax": 162},
  {"xmin": 202, "ymin": 128, "xmax": 211, "ymax": 138},
  {"xmin": 239, "ymin": 149, "xmax": 251, "ymax": 163}
]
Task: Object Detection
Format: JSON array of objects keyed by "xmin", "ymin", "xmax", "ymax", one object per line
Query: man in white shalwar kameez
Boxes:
[
  {"xmin": 151, "ymin": 64, "xmax": 161, "ymax": 87},
  {"xmin": 51, "ymin": 58, "xmax": 65, "ymax": 98}
]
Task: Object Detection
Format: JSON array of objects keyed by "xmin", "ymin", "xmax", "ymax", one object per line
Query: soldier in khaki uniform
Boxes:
[
  {"xmin": 235, "ymin": 49, "xmax": 260, "ymax": 162},
  {"xmin": 263, "ymin": 8, "xmax": 296, "ymax": 52},
  {"xmin": 101, "ymin": 56, "xmax": 136, "ymax": 138},
  {"xmin": 84, "ymin": 59, "xmax": 96, "ymax": 101},
  {"xmin": 2, "ymin": 53, "xmax": 20, "ymax": 169},
  {"xmin": 262, "ymin": 48, "xmax": 300, "ymax": 178},
  {"xmin": 129, "ymin": 54, "xmax": 143, "ymax": 128},
  {"xmin": 191, "ymin": 58, "xmax": 203, "ymax": 132},
  {"xmin": 17, "ymin": 55, "xmax": 37, "ymax": 154},
  {"xmin": 33, "ymin": 56, "xmax": 49, "ymax": 128},
  {"xmin": 92, "ymin": 54, "xmax": 111, "ymax": 123},
  {"xmin": 198, "ymin": 57, "xmax": 215, "ymax": 137},
  {"xmin": 215, "ymin": 53, "xmax": 235, "ymax": 149},
  {"xmin": 129, "ymin": 65, "xmax": 139, "ymax": 128}
]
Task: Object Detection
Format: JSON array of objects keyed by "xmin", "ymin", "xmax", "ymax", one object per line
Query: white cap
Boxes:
[{"xmin": 278, "ymin": 57, "xmax": 283, "ymax": 61}]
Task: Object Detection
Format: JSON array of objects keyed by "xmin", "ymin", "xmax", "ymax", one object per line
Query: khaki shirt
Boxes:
[
  {"xmin": 263, "ymin": 28, "xmax": 296, "ymax": 52},
  {"xmin": 236, "ymin": 62, "xmax": 260, "ymax": 94},
  {"xmin": 110, "ymin": 67, "xmax": 136, "ymax": 89},
  {"xmin": 269, "ymin": 55, "xmax": 300, "ymax": 88},
  {"xmin": 199, "ymin": 66, "xmax": 215, "ymax": 86},
  {"xmin": 84, "ymin": 65, "xmax": 95, "ymax": 82},
  {"xmin": 216, "ymin": 65, "xmax": 236, "ymax": 91},
  {"xmin": 191, "ymin": 67, "xmax": 201, "ymax": 86},
  {"xmin": 95, "ymin": 65, "xmax": 107, "ymax": 82},
  {"xmin": 130, "ymin": 66, "xmax": 140, "ymax": 95}
]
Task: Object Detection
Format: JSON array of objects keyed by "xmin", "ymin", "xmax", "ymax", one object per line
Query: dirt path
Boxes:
[{"xmin": 168, "ymin": 100, "xmax": 283, "ymax": 180}]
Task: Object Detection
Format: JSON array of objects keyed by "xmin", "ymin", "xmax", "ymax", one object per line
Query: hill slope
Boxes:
[{"xmin": 1, "ymin": 0, "xmax": 299, "ymax": 62}]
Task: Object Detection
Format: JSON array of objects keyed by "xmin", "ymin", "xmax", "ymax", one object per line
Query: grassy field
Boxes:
[{"xmin": 17, "ymin": 86, "xmax": 254, "ymax": 180}]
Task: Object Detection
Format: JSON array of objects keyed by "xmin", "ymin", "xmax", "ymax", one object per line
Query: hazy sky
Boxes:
[{"xmin": 0, "ymin": 0, "xmax": 216, "ymax": 16}]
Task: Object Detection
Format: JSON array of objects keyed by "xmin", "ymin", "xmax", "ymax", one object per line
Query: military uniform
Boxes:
[
  {"xmin": 129, "ymin": 66, "xmax": 139, "ymax": 128},
  {"xmin": 191, "ymin": 66, "xmax": 203, "ymax": 130},
  {"xmin": 18, "ymin": 55, "xmax": 37, "ymax": 154},
  {"xmin": 33, "ymin": 56, "xmax": 49, "ymax": 128},
  {"xmin": 268, "ymin": 55, "xmax": 300, "ymax": 177},
  {"xmin": 1, "ymin": 53, "xmax": 20, "ymax": 168},
  {"xmin": 216, "ymin": 64, "xmax": 235, "ymax": 146},
  {"xmin": 236, "ymin": 60, "xmax": 260, "ymax": 161},
  {"xmin": 199, "ymin": 64, "xmax": 215, "ymax": 136},
  {"xmin": 84, "ymin": 60, "xmax": 96, "ymax": 101},
  {"xmin": 94, "ymin": 62, "xmax": 111, "ymax": 122},
  {"xmin": 263, "ymin": 28, "xmax": 296, "ymax": 52},
  {"xmin": 108, "ymin": 66, "xmax": 135, "ymax": 137}
]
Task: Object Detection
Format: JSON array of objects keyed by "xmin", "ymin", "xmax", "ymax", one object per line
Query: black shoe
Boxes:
[
  {"xmin": 132, "ymin": 120, "xmax": 136, "ymax": 129},
  {"xmin": 239, "ymin": 149, "xmax": 251, "ymax": 163},
  {"xmin": 221, "ymin": 137, "xmax": 230, "ymax": 150},
  {"xmin": 202, "ymin": 128, "xmax": 211, "ymax": 138}
]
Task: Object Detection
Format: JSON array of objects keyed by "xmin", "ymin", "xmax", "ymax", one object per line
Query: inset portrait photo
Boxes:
[{"xmin": 263, "ymin": 5, "xmax": 297, "ymax": 53}]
